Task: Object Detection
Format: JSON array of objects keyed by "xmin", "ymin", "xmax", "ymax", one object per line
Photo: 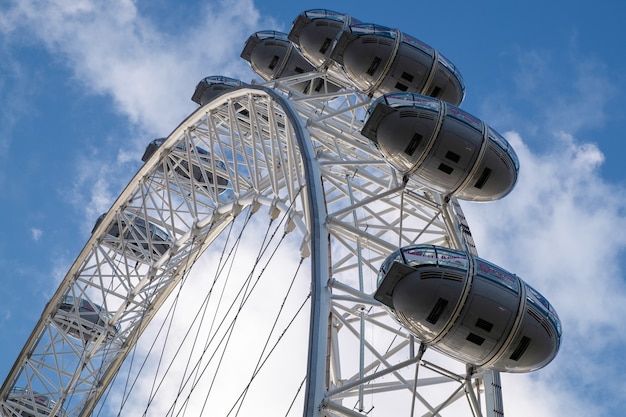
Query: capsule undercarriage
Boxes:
[{"xmin": 375, "ymin": 245, "xmax": 561, "ymax": 373}]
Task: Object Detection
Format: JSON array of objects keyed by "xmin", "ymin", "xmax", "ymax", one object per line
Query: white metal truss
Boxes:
[{"xmin": 0, "ymin": 69, "xmax": 504, "ymax": 417}]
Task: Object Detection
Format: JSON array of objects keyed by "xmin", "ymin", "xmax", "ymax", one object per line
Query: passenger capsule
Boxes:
[
  {"xmin": 241, "ymin": 30, "xmax": 340, "ymax": 94},
  {"xmin": 375, "ymin": 245, "xmax": 562, "ymax": 373},
  {"xmin": 191, "ymin": 75, "xmax": 245, "ymax": 106},
  {"xmin": 241, "ymin": 31, "xmax": 314, "ymax": 91},
  {"xmin": 92, "ymin": 212, "xmax": 171, "ymax": 260},
  {"xmin": 7, "ymin": 387, "xmax": 66, "ymax": 417},
  {"xmin": 288, "ymin": 9, "xmax": 359, "ymax": 68},
  {"xmin": 142, "ymin": 138, "xmax": 229, "ymax": 192},
  {"xmin": 54, "ymin": 295, "xmax": 119, "ymax": 341},
  {"xmin": 361, "ymin": 92, "xmax": 519, "ymax": 201},
  {"xmin": 330, "ymin": 23, "xmax": 465, "ymax": 104}
]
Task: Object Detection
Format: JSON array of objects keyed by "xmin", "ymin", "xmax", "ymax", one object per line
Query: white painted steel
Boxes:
[{"xmin": 0, "ymin": 68, "xmax": 504, "ymax": 417}]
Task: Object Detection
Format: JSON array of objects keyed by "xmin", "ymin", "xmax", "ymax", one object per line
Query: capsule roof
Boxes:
[{"xmin": 192, "ymin": 76, "xmax": 245, "ymax": 106}]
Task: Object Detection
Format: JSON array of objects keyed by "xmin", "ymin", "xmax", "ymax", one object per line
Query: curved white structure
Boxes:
[{"xmin": 0, "ymin": 9, "xmax": 548, "ymax": 417}]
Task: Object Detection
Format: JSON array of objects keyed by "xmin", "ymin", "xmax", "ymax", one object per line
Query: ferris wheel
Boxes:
[{"xmin": 0, "ymin": 9, "xmax": 561, "ymax": 417}]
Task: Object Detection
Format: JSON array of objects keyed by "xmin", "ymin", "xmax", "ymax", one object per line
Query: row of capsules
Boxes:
[
  {"xmin": 194, "ymin": 9, "xmax": 561, "ymax": 373},
  {"xmin": 12, "ymin": 134, "xmax": 233, "ymax": 415},
  {"xmin": 8, "ymin": 151, "xmax": 188, "ymax": 415},
  {"xmin": 7, "ymin": 81, "xmax": 242, "ymax": 416}
]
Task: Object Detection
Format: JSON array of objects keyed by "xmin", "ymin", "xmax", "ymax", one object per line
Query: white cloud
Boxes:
[
  {"xmin": 100, "ymin": 215, "xmax": 311, "ymax": 416},
  {"xmin": 0, "ymin": 52, "xmax": 34, "ymax": 188},
  {"xmin": 0, "ymin": 0, "xmax": 268, "ymax": 230},
  {"xmin": 30, "ymin": 228, "xmax": 42, "ymax": 242},
  {"xmin": 482, "ymin": 47, "xmax": 615, "ymax": 141},
  {"xmin": 500, "ymin": 372, "xmax": 603, "ymax": 416},
  {"xmin": 4, "ymin": 2, "xmax": 624, "ymax": 415},
  {"xmin": 0, "ymin": 0, "xmax": 263, "ymax": 134},
  {"xmin": 463, "ymin": 130, "xmax": 626, "ymax": 415}
]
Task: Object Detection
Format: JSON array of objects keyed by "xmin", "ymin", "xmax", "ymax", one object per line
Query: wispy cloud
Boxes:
[
  {"xmin": 464, "ymin": 129, "xmax": 626, "ymax": 414},
  {"xmin": 3, "ymin": 2, "xmax": 624, "ymax": 415},
  {"xmin": 465, "ymin": 41, "xmax": 626, "ymax": 414},
  {"xmin": 30, "ymin": 227, "xmax": 42, "ymax": 242},
  {"xmin": 1, "ymin": 0, "xmax": 263, "ymax": 134},
  {"xmin": 481, "ymin": 46, "xmax": 616, "ymax": 141},
  {"xmin": 1, "ymin": 0, "xmax": 266, "ymax": 228},
  {"xmin": 0, "ymin": 52, "xmax": 34, "ymax": 187}
]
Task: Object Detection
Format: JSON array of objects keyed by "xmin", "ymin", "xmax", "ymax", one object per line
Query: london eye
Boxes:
[{"xmin": 0, "ymin": 9, "xmax": 560, "ymax": 417}]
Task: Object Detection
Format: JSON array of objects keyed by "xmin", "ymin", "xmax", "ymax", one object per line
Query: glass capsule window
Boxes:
[
  {"xmin": 149, "ymin": 222, "xmax": 170, "ymax": 242},
  {"xmin": 156, "ymin": 138, "xmax": 220, "ymax": 167},
  {"xmin": 9, "ymin": 387, "xmax": 62, "ymax": 412},
  {"xmin": 525, "ymin": 283, "xmax": 550, "ymax": 312},
  {"xmin": 525, "ymin": 282, "xmax": 562, "ymax": 336},
  {"xmin": 63, "ymin": 295, "xmax": 105, "ymax": 314},
  {"xmin": 445, "ymin": 103, "xmax": 483, "ymax": 133},
  {"xmin": 254, "ymin": 30, "xmax": 289, "ymax": 42},
  {"xmin": 150, "ymin": 138, "xmax": 166, "ymax": 147},
  {"xmin": 401, "ymin": 33, "xmax": 434, "ymax": 56},
  {"xmin": 201, "ymin": 75, "xmax": 243, "ymax": 88},
  {"xmin": 305, "ymin": 9, "xmax": 350, "ymax": 23},
  {"xmin": 550, "ymin": 310, "xmax": 563, "ymax": 337},
  {"xmin": 80, "ymin": 298, "xmax": 96, "ymax": 312},
  {"xmin": 350, "ymin": 23, "xmax": 397, "ymax": 40},
  {"xmin": 474, "ymin": 258, "xmax": 520, "ymax": 292},
  {"xmin": 365, "ymin": 95, "xmax": 383, "ymax": 118},
  {"xmin": 133, "ymin": 216, "xmax": 148, "ymax": 234},
  {"xmin": 375, "ymin": 92, "xmax": 440, "ymax": 112},
  {"xmin": 62, "ymin": 294, "xmax": 76, "ymax": 306},
  {"xmin": 364, "ymin": 93, "xmax": 440, "ymax": 150},
  {"xmin": 435, "ymin": 247, "xmax": 469, "ymax": 270},
  {"xmin": 401, "ymin": 245, "xmax": 438, "ymax": 267}
]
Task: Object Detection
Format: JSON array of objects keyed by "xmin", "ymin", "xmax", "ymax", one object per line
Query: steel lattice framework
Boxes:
[{"xmin": 0, "ymin": 69, "xmax": 504, "ymax": 417}]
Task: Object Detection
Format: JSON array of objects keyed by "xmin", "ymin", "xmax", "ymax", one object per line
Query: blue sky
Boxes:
[{"xmin": 1, "ymin": 0, "xmax": 626, "ymax": 415}]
